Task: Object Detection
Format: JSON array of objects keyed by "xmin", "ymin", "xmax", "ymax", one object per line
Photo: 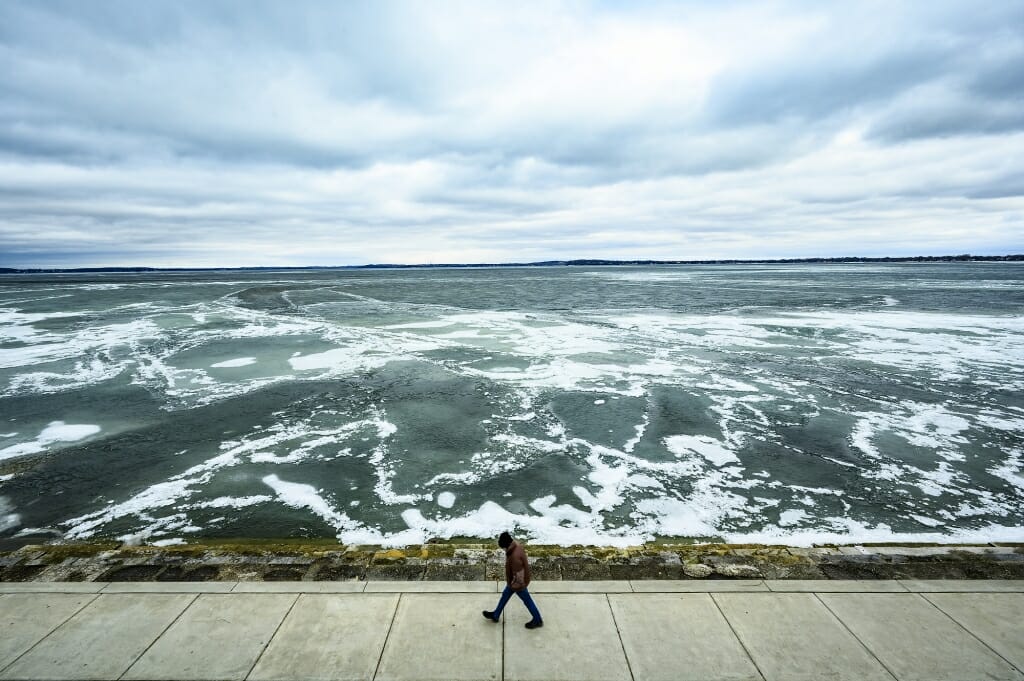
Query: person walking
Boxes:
[{"xmin": 482, "ymin": 531, "xmax": 543, "ymax": 629}]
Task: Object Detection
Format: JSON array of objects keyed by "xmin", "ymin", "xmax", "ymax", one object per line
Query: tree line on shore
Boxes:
[{"xmin": 3, "ymin": 253, "xmax": 1023, "ymax": 274}]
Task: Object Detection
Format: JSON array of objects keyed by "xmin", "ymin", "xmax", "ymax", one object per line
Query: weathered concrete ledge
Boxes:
[{"xmin": 2, "ymin": 540, "xmax": 1022, "ymax": 582}]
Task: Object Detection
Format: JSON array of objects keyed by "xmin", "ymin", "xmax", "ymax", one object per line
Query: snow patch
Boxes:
[
  {"xmin": 151, "ymin": 538, "xmax": 186, "ymax": 547},
  {"xmin": 778, "ymin": 509, "xmax": 808, "ymax": 526},
  {"xmin": 210, "ymin": 357, "xmax": 257, "ymax": 368},
  {"xmin": 0, "ymin": 421, "xmax": 101, "ymax": 461},
  {"xmin": 663, "ymin": 434, "xmax": 738, "ymax": 466}
]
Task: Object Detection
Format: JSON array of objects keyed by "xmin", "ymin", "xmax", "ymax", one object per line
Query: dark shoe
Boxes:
[
  {"xmin": 525, "ymin": 619, "xmax": 544, "ymax": 629},
  {"xmin": 482, "ymin": 610, "xmax": 498, "ymax": 622}
]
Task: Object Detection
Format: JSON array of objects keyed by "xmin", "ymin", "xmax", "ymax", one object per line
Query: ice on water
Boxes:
[{"xmin": 0, "ymin": 264, "xmax": 1022, "ymax": 546}]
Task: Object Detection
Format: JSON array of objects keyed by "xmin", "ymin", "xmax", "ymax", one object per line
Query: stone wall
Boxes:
[{"xmin": 3, "ymin": 541, "xmax": 1023, "ymax": 582}]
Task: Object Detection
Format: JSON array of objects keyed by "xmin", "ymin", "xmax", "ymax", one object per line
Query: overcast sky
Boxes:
[{"xmin": 1, "ymin": 1, "xmax": 1022, "ymax": 267}]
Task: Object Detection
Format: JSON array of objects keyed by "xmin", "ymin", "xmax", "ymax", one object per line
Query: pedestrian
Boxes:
[{"xmin": 482, "ymin": 531, "xmax": 543, "ymax": 629}]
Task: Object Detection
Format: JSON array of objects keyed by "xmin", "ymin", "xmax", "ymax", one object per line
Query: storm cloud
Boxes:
[{"xmin": 1, "ymin": 1, "xmax": 1022, "ymax": 267}]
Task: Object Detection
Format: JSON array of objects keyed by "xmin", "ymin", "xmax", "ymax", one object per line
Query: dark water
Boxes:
[{"xmin": 1, "ymin": 263, "xmax": 1022, "ymax": 546}]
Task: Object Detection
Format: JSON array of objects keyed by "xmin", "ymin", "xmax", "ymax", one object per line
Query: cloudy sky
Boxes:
[{"xmin": 1, "ymin": 1, "xmax": 1022, "ymax": 267}]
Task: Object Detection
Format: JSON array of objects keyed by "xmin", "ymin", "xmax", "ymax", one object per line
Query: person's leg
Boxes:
[
  {"xmin": 515, "ymin": 588, "xmax": 543, "ymax": 623},
  {"xmin": 483, "ymin": 585, "xmax": 514, "ymax": 622}
]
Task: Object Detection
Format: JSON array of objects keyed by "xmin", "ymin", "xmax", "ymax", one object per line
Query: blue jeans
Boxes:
[{"xmin": 491, "ymin": 585, "xmax": 542, "ymax": 622}]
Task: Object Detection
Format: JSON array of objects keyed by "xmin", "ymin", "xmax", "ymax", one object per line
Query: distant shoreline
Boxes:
[{"xmin": 2, "ymin": 254, "xmax": 1023, "ymax": 274}]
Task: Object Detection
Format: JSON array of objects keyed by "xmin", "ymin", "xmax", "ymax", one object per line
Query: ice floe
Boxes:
[
  {"xmin": 210, "ymin": 357, "xmax": 257, "ymax": 368},
  {"xmin": 663, "ymin": 434, "xmax": 739, "ymax": 466},
  {"xmin": 0, "ymin": 421, "xmax": 101, "ymax": 461}
]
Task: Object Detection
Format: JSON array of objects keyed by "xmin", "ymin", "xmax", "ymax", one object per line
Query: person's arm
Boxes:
[{"xmin": 509, "ymin": 551, "xmax": 526, "ymax": 589}]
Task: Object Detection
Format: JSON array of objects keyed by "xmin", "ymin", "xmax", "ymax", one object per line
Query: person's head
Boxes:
[{"xmin": 498, "ymin": 531, "xmax": 513, "ymax": 549}]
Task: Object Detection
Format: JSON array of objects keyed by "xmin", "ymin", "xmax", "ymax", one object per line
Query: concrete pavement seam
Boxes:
[
  {"xmin": 812, "ymin": 593, "xmax": 899, "ymax": 681},
  {"xmin": 708, "ymin": 592, "xmax": 768, "ymax": 681},
  {"xmin": 0, "ymin": 592, "xmax": 101, "ymax": 678},
  {"xmin": 116, "ymin": 592, "xmax": 199, "ymax": 681},
  {"xmin": 604, "ymin": 593, "xmax": 635, "ymax": 681},
  {"xmin": 243, "ymin": 592, "xmax": 300, "ymax": 681},
  {"xmin": 919, "ymin": 592, "xmax": 1024, "ymax": 676},
  {"xmin": 371, "ymin": 592, "xmax": 402, "ymax": 681},
  {"xmin": 501, "ymin": 597, "xmax": 505, "ymax": 681}
]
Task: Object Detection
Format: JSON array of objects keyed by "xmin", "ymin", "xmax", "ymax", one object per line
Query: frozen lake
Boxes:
[{"xmin": 1, "ymin": 263, "xmax": 1022, "ymax": 547}]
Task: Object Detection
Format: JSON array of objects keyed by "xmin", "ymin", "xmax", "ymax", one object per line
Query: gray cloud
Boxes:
[
  {"xmin": 707, "ymin": 47, "xmax": 952, "ymax": 127},
  {"xmin": 0, "ymin": 1, "xmax": 1022, "ymax": 267}
]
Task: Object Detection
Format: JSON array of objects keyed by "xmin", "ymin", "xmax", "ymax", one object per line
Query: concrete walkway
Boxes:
[{"xmin": 1, "ymin": 580, "xmax": 1022, "ymax": 681}]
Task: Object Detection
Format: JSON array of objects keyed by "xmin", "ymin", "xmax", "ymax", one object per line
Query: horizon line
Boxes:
[{"xmin": 2, "ymin": 253, "xmax": 1024, "ymax": 273}]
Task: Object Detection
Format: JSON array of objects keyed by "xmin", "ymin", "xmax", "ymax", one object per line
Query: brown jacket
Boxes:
[{"xmin": 504, "ymin": 541, "xmax": 532, "ymax": 591}]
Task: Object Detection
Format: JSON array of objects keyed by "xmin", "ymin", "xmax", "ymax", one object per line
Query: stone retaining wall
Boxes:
[{"xmin": 1, "ymin": 542, "xmax": 1022, "ymax": 582}]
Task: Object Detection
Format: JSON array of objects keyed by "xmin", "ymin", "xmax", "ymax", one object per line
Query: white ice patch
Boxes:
[
  {"xmin": 0, "ymin": 421, "xmax": 101, "ymax": 461},
  {"xmin": 210, "ymin": 357, "xmax": 257, "ymax": 368},
  {"xmin": 663, "ymin": 434, "xmax": 738, "ymax": 466},
  {"xmin": 262, "ymin": 475, "xmax": 350, "ymax": 527},
  {"xmin": 393, "ymin": 432, "xmax": 754, "ymax": 547},
  {"xmin": 778, "ymin": 509, "xmax": 808, "ymax": 526},
  {"xmin": 851, "ymin": 401, "xmax": 976, "ymax": 497},
  {"xmin": 400, "ymin": 501, "xmax": 645, "ymax": 547},
  {"xmin": 0, "ymin": 497, "xmax": 20, "ymax": 532},
  {"xmin": 0, "ymin": 308, "xmax": 84, "ymax": 345},
  {"xmin": 7, "ymin": 356, "xmax": 128, "ymax": 396},
  {"xmin": 622, "ymin": 408, "xmax": 649, "ymax": 454},
  {"xmin": 283, "ymin": 328, "xmax": 438, "ymax": 376},
  {"xmin": 606, "ymin": 310, "xmax": 1024, "ymax": 387},
  {"xmin": 214, "ymin": 412, "xmax": 396, "ymax": 471},
  {"xmin": 697, "ymin": 377, "xmax": 759, "ymax": 393},
  {"xmin": 58, "ymin": 405, "xmax": 405, "ymax": 540},
  {"xmin": 262, "ymin": 474, "xmax": 425, "ymax": 545},
  {"xmin": 635, "ymin": 498, "xmax": 721, "ymax": 536},
  {"xmin": 59, "ymin": 405, "xmax": 409, "ymax": 540},
  {"xmin": 976, "ymin": 412, "xmax": 1024, "ymax": 432},
  {"xmin": 911, "ymin": 514, "xmax": 944, "ymax": 527},
  {"xmin": 490, "ymin": 433, "xmax": 566, "ymax": 453},
  {"xmin": 730, "ymin": 519, "xmax": 1024, "ymax": 547},
  {"xmin": 465, "ymin": 357, "xmax": 647, "ymax": 397},
  {"xmin": 384, "ymin": 320, "xmax": 457, "ymax": 329},
  {"xmin": 0, "ymin": 317, "xmax": 161, "ymax": 370},
  {"xmin": 427, "ymin": 471, "xmax": 481, "ymax": 486},
  {"xmin": 584, "ymin": 271, "xmax": 693, "ymax": 282},
  {"xmin": 989, "ymin": 449, "xmax": 1024, "ymax": 493},
  {"xmin": 151, "ymin": 538, "xmax": 186, "ymax": 547},
  {"xmin": 63, "ymin": 478, "xmax": 197, "ymax": 540},
  {"xmin": 289, "ymin": 348, "xmax": 367, "ymax": 371},
  {"xmin": 193, "ymin": 495, "xmax": 272, "ymax": 509},
  {"xmin": 437, "ymin": 492, "xmax": 456, "ymax": 509}
]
